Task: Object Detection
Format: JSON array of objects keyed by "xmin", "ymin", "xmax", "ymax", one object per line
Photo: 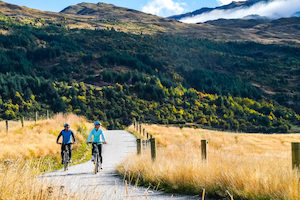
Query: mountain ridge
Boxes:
[
  {"xmin": 0, "ymin": 1, "xmax": 299, "ymax": 45},
  {"xmin": 60, "ymin": 2, "xmax": 167, "ymax": 22}
]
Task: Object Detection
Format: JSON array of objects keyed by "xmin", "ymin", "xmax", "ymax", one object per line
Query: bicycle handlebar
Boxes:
[
  {"xmin": 88, "ymin": 142, "xmax": 100, "ymax": 144},
  {"xmin": 57, "ymin": 142, "xmax": 75, "ymax": 145},
  {"xmin": 87, "ymin": 142, "xmax": 106, "ymax": 145}
]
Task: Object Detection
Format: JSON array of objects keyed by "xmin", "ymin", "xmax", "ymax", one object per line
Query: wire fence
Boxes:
[
  {"xmin": 1, "ymin": 110, "xmax": 53, "ymax": 133},
  {"xmin": 133, "ymin": 118, "xmax": 300, "ymax": 170}
]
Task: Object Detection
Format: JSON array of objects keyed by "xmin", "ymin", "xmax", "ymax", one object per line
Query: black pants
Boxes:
[
  {"xmin": 61, "ymin": 143, "xmax": 72, "ymax": 161},
  {"xmin": 92, "ymin": 143, "xmax": 102, "ymax": 163}
]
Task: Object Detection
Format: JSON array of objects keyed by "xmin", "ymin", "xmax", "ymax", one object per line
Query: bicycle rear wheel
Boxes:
[
  {"xmin": 98, "ymin": 155, "xmax": 101, "ymax": 172},
  {"xmin": 64, "ymin": 151, "xmax": 69, "ymax": 171}
]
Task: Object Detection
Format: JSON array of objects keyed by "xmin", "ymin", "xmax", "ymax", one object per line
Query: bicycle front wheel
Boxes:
[{"xmin": 94, "ymin": 155, "xmax": 99, "ymax": 174}]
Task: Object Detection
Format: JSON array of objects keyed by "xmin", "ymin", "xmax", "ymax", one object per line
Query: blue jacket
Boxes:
[{"xmin": 56, "ymin": 130, "xmax": 76, "ymax": 144}]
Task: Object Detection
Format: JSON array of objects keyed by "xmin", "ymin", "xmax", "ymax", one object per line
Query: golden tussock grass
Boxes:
[
  {"xmin": 0, "ymin": 159, "xmax": 79, "ymax": 200},
  {"xmin": 0, "ymin": 114, "xmax": 93, "ymax": 199},
  {"xmin": 118, "ymin": 125, "xmax": 300, "ymax": 200},
  {"xmin": 0, "ymin": 113, "xmax": 93, "ymax": 160}
]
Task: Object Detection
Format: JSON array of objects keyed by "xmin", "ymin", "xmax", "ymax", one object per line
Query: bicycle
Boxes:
[
  {"xmin": 88, "ymin": 142, "xmax": 102, "ymax": 174},
  {"xmin": 57, "ymin": 143, "xmax": 73, "ymax": 171}
]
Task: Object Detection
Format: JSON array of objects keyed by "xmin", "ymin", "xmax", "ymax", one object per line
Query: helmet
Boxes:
[
  {"xmin": 64, "ymin": 123, "xmax": 70, "ymax": 127},
  {"xmin": 94, "ymin": 121, "xmax": 101, "ymax": 126}
]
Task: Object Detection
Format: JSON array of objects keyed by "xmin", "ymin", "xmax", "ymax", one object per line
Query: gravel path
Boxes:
[{"xmin": 41, "ymin": 130, "xmax": 202, "ymax": 200}]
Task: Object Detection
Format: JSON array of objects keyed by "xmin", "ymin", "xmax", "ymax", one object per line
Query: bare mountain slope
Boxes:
[{"xmin": 0, "ymin": 1, "xmax": 299, "ymax": 44}]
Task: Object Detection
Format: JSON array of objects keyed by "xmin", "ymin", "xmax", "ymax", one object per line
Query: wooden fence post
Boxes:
[
  {"xmin": 139, "ymin": 124, "xmax": 142, "ymax": 135},
  {"xmin": 5, "ymin": 120, "xmax": 8, "ymax": 133},
  {"xmin": 143, "ymin": 128, "xmax": 145, "ymax": 136},
  {"xmin": 46, "ymin": 110, "xmax": 49, "ymax": 120},
  {"xmin": 35, "ymin": 111, "xmax": 38, "ymax": 123},
  {"xmin": 137, "ymin": 139, "xmax": 142, "ymax": 155},
  {"xmin": 201, "ymin": 140, "xmax": 208, "ymax": 160},
  {"xmin": 150, "ymin": 138, "xmax": 156, "ymax": 161},
  {"xmin": 292, "ymin": 142, "xmax": 300, "ymax": 170},
  {"xmin": 21, "ymin": 116, "xmax": 24, "ymax": 128}
]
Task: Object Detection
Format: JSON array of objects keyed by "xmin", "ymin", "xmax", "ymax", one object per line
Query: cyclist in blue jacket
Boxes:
[
  {"xmin": 87, "ymin": 121, "xmax": 106, "ymax": 167},
  {"xmin": 56, "ymin": 123, "xmax": 76, "ymax": 164}
]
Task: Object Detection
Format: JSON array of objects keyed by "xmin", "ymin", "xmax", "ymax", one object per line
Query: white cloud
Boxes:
[
  {"xmin": 181, "ymin": 0, "xmax": 300, "ymax": 23},
  {"xmin": 218, "ymin": 0, "xmax": 247, "ymax": 5},
  {"xmin": 142, "ymin": 0, "xmax": 185, "ymax": 17}
]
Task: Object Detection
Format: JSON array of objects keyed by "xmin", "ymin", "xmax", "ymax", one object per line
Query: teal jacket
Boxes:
[{"xmin": 87, "ymin": 128, "xmax": 106, "ymax": 143}]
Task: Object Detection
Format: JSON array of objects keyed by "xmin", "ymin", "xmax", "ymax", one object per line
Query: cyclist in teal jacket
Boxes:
[{"xmin": 87, "ymin": 121, "xmax": 107, "ymax": 167}]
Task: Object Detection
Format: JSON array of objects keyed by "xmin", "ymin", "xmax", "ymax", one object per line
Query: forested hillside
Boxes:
[{"xmin": 0, "ymin": 15, "xmax": 299, "ymax": 132}]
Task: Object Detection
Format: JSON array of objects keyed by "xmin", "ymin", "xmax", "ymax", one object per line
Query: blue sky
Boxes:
[{"xmin": 2, "ymin": 0, "xmax": 223, "ymax": 17}]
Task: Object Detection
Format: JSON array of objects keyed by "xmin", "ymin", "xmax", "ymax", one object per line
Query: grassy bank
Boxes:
[
  {"xmin": 0, "ymin": 159, "xmax": 83, "ymax": 200},
  {"xmin": 117, "ymin": 125, "xmax": 300, "ymax": 200},
  {"xmin": 0, "ymin": 114, "xmax": 93, "ymax": 160},
  {"xmin": 0, "ymin": 114, "xmax": 93, "ymax": 199}
]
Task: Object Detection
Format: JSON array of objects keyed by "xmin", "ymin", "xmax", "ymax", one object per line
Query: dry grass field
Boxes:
[
  {"xmin": 0, "ymin": 159, "xmax": 81, "ymax": 200},
  {"xmin": 118, "ymin": 125, "xmax": 300, "ymax": 200},
  {"xmin": 0, "ymin": 114, "xmax": 93, "ymax": 199},
  {"xmin": 0, "ymin": 114, "xmax": 93, "ymax": 160}
]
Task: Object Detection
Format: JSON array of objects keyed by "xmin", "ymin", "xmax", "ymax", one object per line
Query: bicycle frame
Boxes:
[
  {"xmin": 58, "ymin": 143, "xmax": 73, "ymax": 171},
  {"xmin": 63, "ymin": 146, "xmax": 69, "ymax": 171}
]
